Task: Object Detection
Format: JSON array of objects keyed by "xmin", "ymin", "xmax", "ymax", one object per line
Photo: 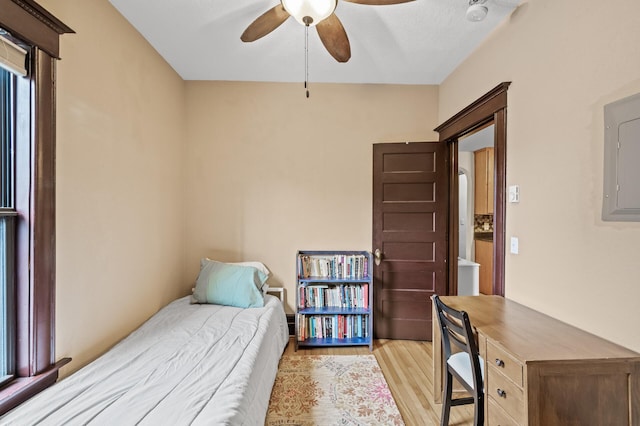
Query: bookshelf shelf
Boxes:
[
  {"xmin": 298, "ymin": 277, "xmax": 371, "ymax": 283},
  {"xmin": 298, "ymin": 307, "xmax": 370, "ymax": 315},
  {"xmin": 295, "ymin": 250, "xmax": 373, "ymax": 351}
]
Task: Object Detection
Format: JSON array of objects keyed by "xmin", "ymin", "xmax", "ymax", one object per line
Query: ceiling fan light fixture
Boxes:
[
  {"xmin": 281, "ymin": 0, "xmax": 337, "ymax": 26},
  {"xmin": 466, "ymin": 0, "xmax": 488, "ymax": 22}
]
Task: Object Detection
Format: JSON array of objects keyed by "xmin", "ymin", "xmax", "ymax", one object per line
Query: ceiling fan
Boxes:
[{"xmin": 241, "ymin": 0, "xmax": 415, "ymax": 63}]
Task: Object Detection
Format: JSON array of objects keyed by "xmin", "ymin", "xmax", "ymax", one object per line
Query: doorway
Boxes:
[
  {"xmin": 435, "ymin": 82, "xmax": 510, "ymax": 297},
  {"xmin": 459, "ymin": 125, "xmax": 495, "ymax": 294}
]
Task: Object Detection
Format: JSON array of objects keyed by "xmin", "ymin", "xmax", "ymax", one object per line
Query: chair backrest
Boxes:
[{"xmin": 432, "ymin": 295, "xmax": 483, "ymax": 390}]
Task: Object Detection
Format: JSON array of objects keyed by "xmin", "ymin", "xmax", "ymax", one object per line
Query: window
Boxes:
[
  {"xmin": 0, "ymin": 68, "xmax": 16, "ymax": 388},
  {"xmin": 0, "ymin": 1, "xmax": 73, "ymax": 414}
]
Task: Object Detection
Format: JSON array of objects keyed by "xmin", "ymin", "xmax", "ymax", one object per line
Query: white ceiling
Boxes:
[{"xmin": 108, "ymin": 0, "xmax": 520, "ymax": 85}]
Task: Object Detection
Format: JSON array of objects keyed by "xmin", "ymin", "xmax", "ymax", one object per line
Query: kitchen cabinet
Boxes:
[
  {"xmin": 474, "ymin": 239, "xmax": 493, "ymax": 295},
  {"xmin": 474, "ymin": 147, "xmax": 494, "ymax": 215}
]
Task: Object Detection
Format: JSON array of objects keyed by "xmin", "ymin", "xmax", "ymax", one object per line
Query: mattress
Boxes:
[{"xmin": 0, "ymin": 294, "xmax": 289, "ymax": 425}]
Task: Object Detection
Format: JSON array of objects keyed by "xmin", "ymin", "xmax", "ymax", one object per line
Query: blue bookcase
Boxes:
[{"xmin": 295, "ymin": 250, "xmax": 373, "ymax": 351}]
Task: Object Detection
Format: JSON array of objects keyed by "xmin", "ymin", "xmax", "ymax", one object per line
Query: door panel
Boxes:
[
  {"xmin": 381, "ymin": 296, "xmax": 433, "ymax": 340},
  {"xmin": 382, "ymin": 270, "xmax": 436, "ymax": 291},
  {"xmin": 383, "ymin": 152, "xmax": 435, "ymax": 172},
  {"xmin": 373, "ymin": 142, "xmax": 448, "ymax": 340},
  {"xmin": 383, "ymin": 242, "xmax": 434, "ymax": 261},
  {"xmin": 383, "ymin": 182, "xmax": 435, "ymax": 202},
  {"xmin": 383, "ymin": 212, "xmax": 435, "ymax": 232}
]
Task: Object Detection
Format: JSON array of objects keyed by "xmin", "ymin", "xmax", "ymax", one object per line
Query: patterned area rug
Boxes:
[{"xmin": 266, "ymin": 355, "xmax": 405, "ymax": 426}]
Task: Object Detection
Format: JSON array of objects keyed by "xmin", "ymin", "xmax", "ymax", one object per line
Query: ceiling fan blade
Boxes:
[
  {"xmin": 342, "ymin": 0, "xmax": 415, "ymax": 5},
  {"xmin": 316, "ymin": 14, "xmax": 351, "ymax": 63},
  {"xmin": 240, "ymin": 5, "xmax": 290, "ymax": 42}
]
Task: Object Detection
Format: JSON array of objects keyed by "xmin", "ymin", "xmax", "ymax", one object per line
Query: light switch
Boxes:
[
  {"xmin": 510, "ymin": 237, "xmax": 519, "ymax": 254},
  {"xmin": 509, "ymin": 185, "xmax": 520, "ymax": 203}
]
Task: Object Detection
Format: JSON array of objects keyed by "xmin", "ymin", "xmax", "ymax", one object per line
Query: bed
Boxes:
[{"xmin": 0, "ymin": 260, "xmax": 289, "ymax": 425}]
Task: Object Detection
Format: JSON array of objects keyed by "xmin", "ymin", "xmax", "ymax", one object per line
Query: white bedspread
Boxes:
[{"xmin": 1, "ymin": 295, "xmax": 289, "ymax": 425}]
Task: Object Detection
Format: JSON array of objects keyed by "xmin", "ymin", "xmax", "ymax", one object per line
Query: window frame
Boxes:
[{"xmin": 0, "ymin": 0, "xmax": 73, "ymax": 415}]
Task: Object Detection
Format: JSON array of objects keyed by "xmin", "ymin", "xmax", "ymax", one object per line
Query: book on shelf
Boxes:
[
  {"xmin": 296, "ymin": 314, "xmax": 369, "ymax": 341},
  {"xmin": 298, "ymin": 254, "xmax": 369, "ymax": 280},
  {"xmin": 298, "ymin": 283, "xmax": 369, "ymax": 310}
]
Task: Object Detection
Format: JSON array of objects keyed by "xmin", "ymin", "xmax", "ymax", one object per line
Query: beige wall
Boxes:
[
  {"xmin": 439, "ymin": 0, "xmax": 640, "ymax": 351},
  {"xmin": 40, "ymin": 0, "xmax": 187, "ymax": 375},
  {"xmin": 184, "ymin": 81, "xmax": 438, "ymax": 312}
]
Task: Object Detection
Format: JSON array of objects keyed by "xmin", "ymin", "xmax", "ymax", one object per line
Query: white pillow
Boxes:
[
  {"xmin": 204, "ymin": 259, "xmax": 271, "ymax": 294},
  {"xmin": 229, "ymin": 261, "xmax": 270, "ymax": 277}
]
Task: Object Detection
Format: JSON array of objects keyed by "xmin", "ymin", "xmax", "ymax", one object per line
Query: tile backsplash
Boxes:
[{"xmin": 474, "ymin": 214, "xmax": 493, "ymax": 232}]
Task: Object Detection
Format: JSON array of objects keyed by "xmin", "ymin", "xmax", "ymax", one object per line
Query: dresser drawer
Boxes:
[
  {"xmin": 488, "ymin": 398, "xmax": 520, "ymax": 426},
  {"xmin": 487, "ymin": 340, "xmax": 523, "ymax": 386},
  {"xmin": 487, "ymin": 366, "xmax": 525, "ymax": 424}
]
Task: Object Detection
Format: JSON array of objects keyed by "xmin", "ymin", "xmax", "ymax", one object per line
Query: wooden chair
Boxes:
[{"xmin": 432, "ymin": 295, "xmax": 484, "ymax": 426}]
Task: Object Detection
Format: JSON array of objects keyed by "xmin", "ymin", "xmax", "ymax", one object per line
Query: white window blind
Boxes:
[{"xmin": 0, "ymin": 34, "xmax": 27, "ymax": 77}]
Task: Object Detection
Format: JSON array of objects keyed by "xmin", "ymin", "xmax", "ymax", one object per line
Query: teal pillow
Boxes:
[{"xmin": 192, "ymin": 259, "xmax": 267, "ymax": 308}]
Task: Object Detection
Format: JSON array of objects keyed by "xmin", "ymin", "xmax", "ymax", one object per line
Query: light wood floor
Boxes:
[{"xmin": 282, "ymin": 338, "xmax": 475, "ymax": 426}]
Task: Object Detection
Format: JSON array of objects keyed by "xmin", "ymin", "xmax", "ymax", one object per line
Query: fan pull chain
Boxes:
[{"xmin": 304, "ymin": 23, "xmax": 309, "ymax": 98}]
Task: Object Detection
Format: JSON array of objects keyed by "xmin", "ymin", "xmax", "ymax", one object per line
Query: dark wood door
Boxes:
[{"xmin": 372, "ymin": 142, "xmax": 449, "ymax": 340}]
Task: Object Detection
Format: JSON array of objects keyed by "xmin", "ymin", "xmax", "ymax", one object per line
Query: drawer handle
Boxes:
[
  {"xmin": 495, "ymin": 358, "xmax": 505, "ymax": 367},
  {"xmin": 496, "ymin": 388, "xmax": 507, "ymax": 398}
]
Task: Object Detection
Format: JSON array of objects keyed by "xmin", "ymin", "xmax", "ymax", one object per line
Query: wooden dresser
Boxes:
[{"xmin": 432, "ymin": 296, "xmax": 640, "ymax": 425}]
